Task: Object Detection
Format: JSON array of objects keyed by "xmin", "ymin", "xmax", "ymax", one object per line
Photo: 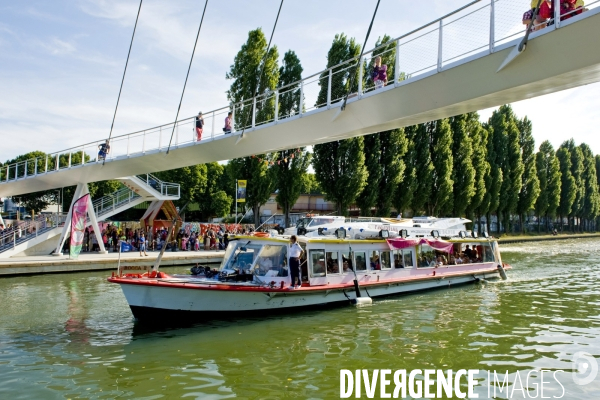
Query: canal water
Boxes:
[{"xmin": 0, "ymin": 239, "xmax": 599, "ymax": 399}]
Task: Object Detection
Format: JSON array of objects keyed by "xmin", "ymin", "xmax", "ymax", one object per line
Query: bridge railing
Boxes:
[
  {"xmin": 135, "ymin": 173, "xmax": 181, "ymax": 198},
  {"xmin": 0, "ymin": 213, "xmax": 67, "ymax": 253},
  {"xmin": 1, "ymin": 0, "xmax": 598, "ymax": 186}
]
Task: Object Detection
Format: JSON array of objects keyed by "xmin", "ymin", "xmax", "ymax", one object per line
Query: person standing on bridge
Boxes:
[
  {"xmin": 371, "ymin": 56, "xmax": 388, "ymax": 90},
  {"xmin": 195, "ymin": 111, "xmax": 204, "ymax": 141},
  {"xmin": 223, "ymin": 111, "xmax": 233, "ymax": 134}
]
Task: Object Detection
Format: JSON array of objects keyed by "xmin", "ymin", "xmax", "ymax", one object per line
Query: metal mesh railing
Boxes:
[
  {"xmin": 0, "ymin": 213, "xmax": 67, "ymax": 253},
  {"xmin": 1, "ymin": 0, "xmax": 596, "ymax": 186}
]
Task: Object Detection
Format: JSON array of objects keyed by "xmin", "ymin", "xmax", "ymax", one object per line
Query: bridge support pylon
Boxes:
[{"xmin": 52, "ymin": 182, "xmax": 108, "ymax": 256}]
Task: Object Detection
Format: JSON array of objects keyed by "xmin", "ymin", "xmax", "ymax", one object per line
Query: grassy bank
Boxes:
[{"xmin": 496, "ymin": 232, "xmax": 600, "ymax": 244}]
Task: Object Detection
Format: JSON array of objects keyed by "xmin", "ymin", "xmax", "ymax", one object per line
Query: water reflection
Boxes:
[{"xmin": 0, "ymin": 241, "xmax": 599, "ymax": 398}]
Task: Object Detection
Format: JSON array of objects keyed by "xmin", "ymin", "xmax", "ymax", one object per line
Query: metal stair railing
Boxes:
[
  {"xmin": 135, "ymin": 173, "xmax": 180, "ymax": 198},
  {"xmin": 0, "ymin": 213, "xmax": 68, "ymax": 254},
  {"xmin": 92, "ymin": 187, "xmax": 141, "ymax": 218}
]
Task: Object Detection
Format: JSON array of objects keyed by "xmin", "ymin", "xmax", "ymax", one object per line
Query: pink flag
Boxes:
[{"xmin": 70, "ymin": 194, "xmax": 90, "ymax": 259}]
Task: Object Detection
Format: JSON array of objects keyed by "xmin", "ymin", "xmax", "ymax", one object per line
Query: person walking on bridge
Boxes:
[{"xmin": 195, "ymin": 111, "xmax": 204, "ymax": 141}]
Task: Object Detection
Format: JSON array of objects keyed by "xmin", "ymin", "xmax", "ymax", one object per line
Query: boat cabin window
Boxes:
[
  {"xmin": 452, "ymin": 242, "xmax": 492, "ymax": 263},
  {"xmin": 354, "ymin": 251, "xmax": 367, "ymax": 271},
  {"xmin": 326, "ymin": 251, "xmax": 340, "ymax": 274},
  {"xmin": 309, "ymin": 250, "xmax": 326, "ymax": 277},
  {"xmin": 220, "ymin": 243, "xmax": 262, "ymax": 273},
  {"xmin": 417, "ymin": 244, "xmax": 436, "ymax": 268},
  {"xmin": 369, "ymin": 251, "xmax": 381, "ymax": 270},
  {"xmin": 393, "ymin": 249, "xmax": 414, "ymax": 268},
  {"xmin": 380, "ymin": 251, "xmax": 392, "ymax": 269},
  {"xmin": 342, "ymin": 252, "xmax": 353, "ymax": 273},
  {"xmin": 255, "ymin": 245, "xmax": 288, "ymax": 277}
]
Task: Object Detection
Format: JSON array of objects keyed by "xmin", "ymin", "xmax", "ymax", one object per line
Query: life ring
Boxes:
[{"xmin": 252, "ymin": 232, "xmax": 270, "ymax": 238}]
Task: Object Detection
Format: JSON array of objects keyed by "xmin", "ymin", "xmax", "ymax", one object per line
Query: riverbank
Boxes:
[
  {"xmin": 0, "ymin": 250, "xmax": 224, "ymax": 276},
  {"xmin": 497, "ymin": 232, "xmax": 600, "ymax": 244}
]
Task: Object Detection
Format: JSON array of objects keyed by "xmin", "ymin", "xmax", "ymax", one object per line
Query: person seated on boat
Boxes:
[
  {"xmin": 455, "ymin": 253, "xmax": 463, "ymax": 264},
  {"xmin": 370, "ymin": 254, "xmax": 381, "ymax": 270},
  {"xmin": 355, "ymin": 255, "xmax": 366, "ymax": 271},
  {"xmin": 435, "ymin": 255, "xmax": 446, "ymax": 266},
  {"xmin": 464, "ymin": 245, "xmax": 474, "ymax": 259},
  {"xmin": 448, "ymin": 254, "xmax": 456, "ymax": 265},
  {"xmin": 342, "ymin": 255, "xmax": 353, "ymax": 272},
  {"xmin": 328, "ymin": 260, "xmax": 340, "ymax": 274}
]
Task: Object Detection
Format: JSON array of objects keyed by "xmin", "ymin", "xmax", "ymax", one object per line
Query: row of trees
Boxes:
[{"xmin": 5, "ymin": 29, "xmax": 600, "ymax": 234}]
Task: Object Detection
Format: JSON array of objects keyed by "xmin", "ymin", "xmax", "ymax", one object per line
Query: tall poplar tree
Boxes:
[
  {"xmin": 376, "ymin": 129, "xmax": 408, "ymax": 217},
  {"xmin": 450, "ymin": 114, "xmax": 475, "ymax": 217},
  {"xmin": 427, "ymin": 119, "xmax": 454, "ymax": 216},
  {"xmin": 357, "ymin": 134, "xmax": 381, "ymax": 216},
  {"xmin": 556, "ymin": 147, "xmax": 576, "ymax": 231},
  {"xmin": 393, "ymin": 125, "xmax": 418, "ymax": 216},
  {"xmin": 278, "ymin": 50, "xmax": 303, "ymax": 118},
  {"xmin": 561, "ymin": 139, "xmax": 585, "ymax": 231},
  {"xmin": 313, "ymin": 33, "xmax": 367, "ymax": 215},
  {"xmin": 226, "ymin": 28, "xmax": 279, "ymax": 225},
  {"xmin": 469, "ymin": 117, "xmax": 490, "ymax": 232},
  {"xmin": 273, "ymin": 149, "xmax": 311, "ymax": 227},
  {"xmin": 534, "ymin": 141, "xmax": 561, "ymax": 232},
  {"xmin": 579, "ymin": 143, "xmax": 600, "ymax": 231},
  {"xmin": 516, "ymin": 117, "xmax": 540, "ymax": 233},
  {"xmin": 410, "ymin": 124, "xmax": 434, "ymax": 214}
]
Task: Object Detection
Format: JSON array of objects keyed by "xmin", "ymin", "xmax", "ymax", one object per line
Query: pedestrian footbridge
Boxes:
[
  {"xmin": 1, "ymin": 0, "xmax": 600, "ymax": 197},
  {"xmin": 0, "ymin": 174, "xmax": 179, "ymax": 257}
]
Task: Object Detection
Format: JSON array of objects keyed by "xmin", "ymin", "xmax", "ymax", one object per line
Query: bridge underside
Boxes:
[{"xmin": 2, "ymin": 11, "xmax": 600, "ymax": 197}]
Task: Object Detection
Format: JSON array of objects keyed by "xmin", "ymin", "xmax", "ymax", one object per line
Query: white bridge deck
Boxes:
[{"xmin": 1, "ymin": 0, "xmax": 600, "ymax": 197}]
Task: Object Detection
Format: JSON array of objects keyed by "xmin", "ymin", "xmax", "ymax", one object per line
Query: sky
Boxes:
[{"xmin": 0, "ymin": 0, "xmax": 599, "ymax": 163}]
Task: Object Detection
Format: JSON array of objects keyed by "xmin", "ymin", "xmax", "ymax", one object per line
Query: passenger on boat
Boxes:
[
  {"xmin": 289, "ymin": 235, "xmax": 303, "ymax": 289},
  {"xmin": 464, "ymin": 245, "xmax": 474, "ymax": 259},
  {"xmin": 455, "ymin": 253, "xmax": 463, "ymax": 264},
  {"xmin": 356, "ymin": 255, "xmax": 367, "ymax": 271},
  {"xmin": 370, "ymin": 254, "xmax": 381, "ymax": 270},
  {"xmin": 342, "ymin": 254, "xmax": 353, "ymax": 272},
  {"xmin": 448, "ymin": 254, "xmax": 456, "ymax": 265}
]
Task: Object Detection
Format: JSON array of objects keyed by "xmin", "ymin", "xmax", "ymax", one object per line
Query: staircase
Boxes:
[{"xmin": 0, "ymin": 174, "xmax": 180, "ymax": 257}]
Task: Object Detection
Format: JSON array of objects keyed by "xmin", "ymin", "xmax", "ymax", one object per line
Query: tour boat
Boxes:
[{"xmin": 108, "ymin": 227, "xmax": 510, "ymax": 323}]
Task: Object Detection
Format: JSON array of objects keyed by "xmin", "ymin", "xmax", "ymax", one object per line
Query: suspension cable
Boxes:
[
  {"xmin": 340, "ymin": 0, "xmax": 381, "ymax": 112},
  {"xmin": 166, "ymin": 0, "xmax": 209, "ymax": 154},
  {"xmin": 238, "ymin": 0, "xmax": 284, "ymax": 139},
  {"xmin": 103, "ymin": 0, "xmax": 143, "ymax": 165}
]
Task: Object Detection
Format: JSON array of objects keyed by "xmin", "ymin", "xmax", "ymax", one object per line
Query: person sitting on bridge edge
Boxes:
[
  {"xmin": 195, "ymin": 111, "xmax": 204, "ymax": 141},
  {"xmin": 371, "ymin": 56, "xmax": 388, "ymax": 89},
  {"xmin": 223, "ymin": 111, "xmax": 233, "ymax": 134},
  {"xmin": 98, "ymin": 140, "xmax": 110, "ymax": 161}
]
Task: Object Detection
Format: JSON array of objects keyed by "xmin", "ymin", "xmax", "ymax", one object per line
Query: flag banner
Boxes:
[
  {"xmin": 237, "ymin": 180, "xmax": 247, "ymax": 203},
  {"xmin": 120, "ymin": 241, "xmax": 132, "ymax": 252},
  {"xmin": 69, "ymin": 194, "xmax": 90, "ymax": 259}
]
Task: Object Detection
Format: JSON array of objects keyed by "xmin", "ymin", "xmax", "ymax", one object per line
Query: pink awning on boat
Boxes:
[{"xmin": 386, "ymin": 238, "xmax": 453, "ymax": 253}]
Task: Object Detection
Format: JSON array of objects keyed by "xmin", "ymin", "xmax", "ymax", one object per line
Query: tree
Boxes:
[
  {"xmin": 579, "ymin": 143, "xmax": 600, "ymax": 231},
  {"xmin": 313, "ymin": 33, "xmax": 367, "ymax": 215},
  {"xmin": 154, "ymin": 165, "xmax": 208, "ymax": 208},
  {"xmin": 313, "ymin": 139, "xmax": 368, "ymax": 215},
  {"xmin": 560, "ymin": 139, "xmax": 585, "ymax": 231},
  {"xmin": 427, "ymin": 119, "xmax": 454, "ymax": 216},
  {"xmin": 449, "ymin": 114, "xmax": 475, "ymax": 217},
  {"xmin": 376, "ymin": 129, "xmax": 407, "ymax": 217},
  {"xmin": 229, "ymin": 157, "xmax": 274, "ymax": 226},
  {"xmin": 356, "ymin": 134, "xmax": 381, "ymax": 216},
  {"xmin": 468, "ymin": 114, "xmax": 490, "ymax": 232},
  {"xmin": 393, "ymin": 125, "xmax": 417, "ymax": 216},
  {"xmin": 516, "ymin": 117, "xmax": 540, "ymax": 233},
  {"xmin": 535, "ymin": 141, "xmax": 561, "ymax": 232},
  {"xmin": 277, "ymin": 50, "xmax": 303, "ymax": 118},
  {"xmin": 196, "ymin": 162, "xmax": 232, "ymax": 220},
  {"xmin": 226, "ymin": 28, "xmax": 279, "ymax": 129},
  {"xmin": 273, "ymin": 149, "xmax": 311, "ymax": 227},
  {"xmin": 556, "ymin": 147, "xmax": 576, "ymax": 231},
  {"xmin": 410, "ymin": 124, "xmax": 433, "ymax": 214},
  {"xmin": 483, "ymin": 122, "xmax": 503, "ymax": 234}
]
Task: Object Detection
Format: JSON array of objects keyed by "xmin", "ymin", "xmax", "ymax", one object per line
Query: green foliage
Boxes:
[
  {"xmin": 516, "ymin": 117, "xmax": 540, "ymax": 231},
  {"xmin": 376, "ymin": 129, "xmax": 407, "ymax": 217},
  {"xmin": 154, "ymin": 165, "xmax": 208, "ymax": 207},
  {"xmin": 278, "ymin": 50, "xmax": 303, "ymax": 118},
  {"xmin": 226, "ymin": 28, "xmax": 279, "ymax": 128},
  {"xmin": 449, "ymin": 114, "xmax": 475, "ymax": 217},
  {"xmin": 469, "ymin": 115, "xmax": 490, "ymax": 223},
  {"xmin": 556, "ymin": 147, "xmax": 576, "ymax": 224},
  {"xmin": 313, "ymin": 138, "xmax": 368, "ymax": 215},
  {"xmin": 356, "ymin": 134, "xmax": 381, "ymax": 216},
  {"xmin": 5, "ymin": 151, "xmax": 58, "ymax": 213},
  {"xmin": 411, "ymin": 124, "xmax": 434, "ymax": 214},
  {"xmin": 579, "ymin": 143, "xmax": 600, "ymax": 223},
  {"xmin": 535, "ymin": 141, "xmax": 561, "ymax": 232},
  {"xmin": 273, "ymin": 149, "xmax": 311, "ymax": 227},
  {"xmin": 393, "ymin": 126, "xmax": 417, "ymax": 216},
  {"xmin": 315, "ymin": 33, "xmax": 361, "ymax": 107},
  {"xmin": 428, "ymin": 119, "xmax": 454, "ymax": 216},
  {"xmin": 561, "ymin": 140, "xmax": 585, "ymax": 225},
  {"xmin": 301, "ymin": 173, "xmax": 322, "ymax": 194},
  {"xmin": 196, "ymin": 163, "xmax": 232, "ymax": 219}
]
